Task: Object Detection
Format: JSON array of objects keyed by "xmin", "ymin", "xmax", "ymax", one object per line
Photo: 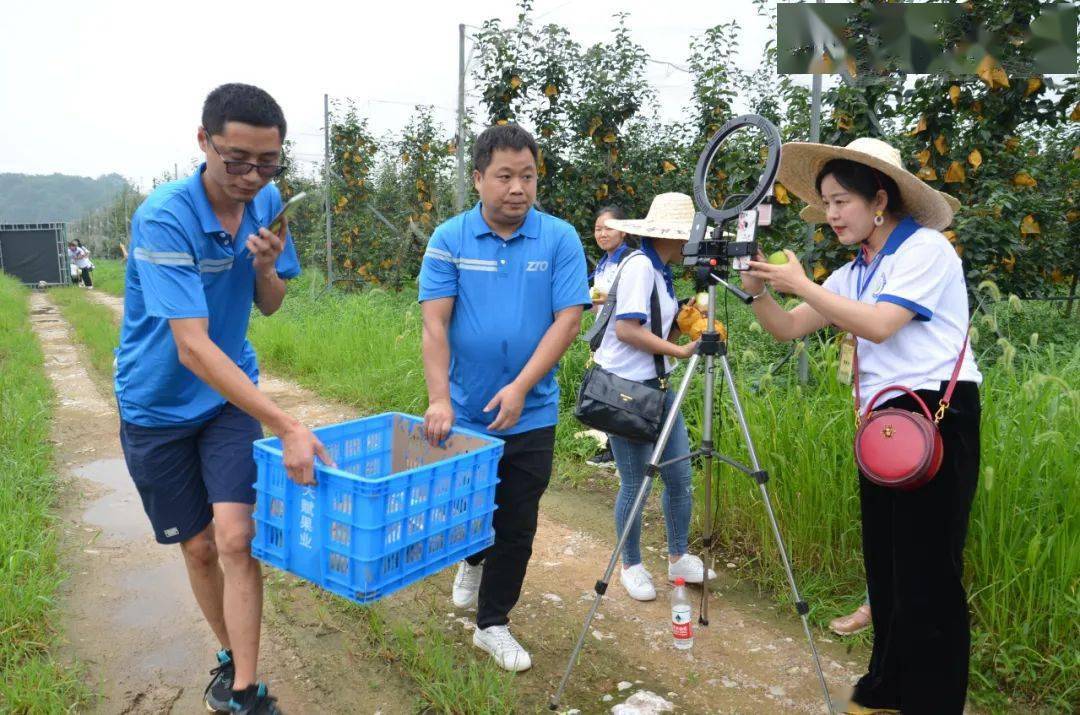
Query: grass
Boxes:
[
  {"xmin": 0, "ymin": 275, "xmax": 91, "ymax": 712},
  {"xmin": 48, "ymin": 288, "xmax": 120, "ymax": 381},
  {"xmin": 88, "ymin": 260, "xmax": 125, "ymax": 297},
  {"xmin": 352, "ymin": 605, "xmax": 519, "ymax": 714},
  {"xmin": 77, "ymin": 262, "xmax": 1080, "ymax": 711}
]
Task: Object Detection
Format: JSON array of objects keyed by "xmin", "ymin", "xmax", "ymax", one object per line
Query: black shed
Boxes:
[{"xmin": 0, "ymin": 222, "xmax": 72, "ymax": 286}]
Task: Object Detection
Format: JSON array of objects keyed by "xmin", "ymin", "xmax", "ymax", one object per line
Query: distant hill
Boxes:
[{"xmin": 0, "ymin": 173, "xmax": 130, "ymax": 224}]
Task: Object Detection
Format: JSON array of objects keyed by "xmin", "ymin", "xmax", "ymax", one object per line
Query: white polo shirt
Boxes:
[
  {"xmin": 590, "ymin": 243, "xmax": 630, "ymax": 294},
  {"xmin": 594, "ymin": 245, "xmax": 679, "ymax": 381},
  {"xmin": 822, "ymin": 217, "xmax": 982, "ymax": 410}
]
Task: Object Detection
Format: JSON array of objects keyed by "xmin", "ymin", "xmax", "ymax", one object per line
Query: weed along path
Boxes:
[{"xmin": 80, "ymin": 289, "xmax": 864, "ymax": 713}]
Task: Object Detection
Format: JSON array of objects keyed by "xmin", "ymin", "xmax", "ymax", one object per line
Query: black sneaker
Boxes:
[
  {"xmin": 229, "ymin": 683, "xmax": 283, "ymax": 714},
  {"xmin": 204, "ymin": 649, "xmax": 235, "ymax": 713},
  {"xmin": 586, "ymin": 448, "xmax": 615, "ymax": 468}
]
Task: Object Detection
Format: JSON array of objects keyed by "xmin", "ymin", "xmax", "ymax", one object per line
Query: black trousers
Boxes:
[
  {"xmin": 80, "ymin": 267, "xmax": 93, "ymax": 287},
  {"xmin": 852, "ymin": 381, "xmax": 981, "ymax": 714},
  {"xmin": 466, "ymin": 425, "xmax": 555, "ymax": 629}
]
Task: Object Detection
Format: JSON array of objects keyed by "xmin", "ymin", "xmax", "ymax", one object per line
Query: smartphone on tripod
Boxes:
[{"xmin": 733, "ymin": 209, "xmax": 758, "ymax": 271}]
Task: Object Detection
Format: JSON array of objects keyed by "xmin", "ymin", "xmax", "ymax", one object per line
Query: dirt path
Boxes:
[
  {"xmin": 80, "ymin": 289, "xmax": 865, "ymax": 713},
  {"xmin": 33, "ymin": 292, "xmax": 408, "ymax": 714}
]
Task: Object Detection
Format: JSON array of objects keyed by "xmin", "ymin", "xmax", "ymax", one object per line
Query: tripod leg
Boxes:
[
  {"xmin": 718, "ymin": 354, "xmax": 836, "ymax": 715},
  {"xmin": 550, "ymin": 355, "xmax": 701, "ymax": 710},
  {"xmin": 698, "ymin": 349, "xmax": 717, "ymax": 626}
]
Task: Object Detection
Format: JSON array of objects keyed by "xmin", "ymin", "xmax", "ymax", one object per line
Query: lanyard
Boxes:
[{"xmin": 852, "ymin": 250, "xmax": 885, "ymax": 301}]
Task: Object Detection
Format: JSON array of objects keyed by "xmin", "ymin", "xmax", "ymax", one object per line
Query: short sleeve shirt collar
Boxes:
[
  {"xmin": 853, "ymin": 216, "xmax": 920, "ymax": 267},
  {"xmin": 640, "ymin": 237, "xmax": 675, "ymax": 298},
  {"xmin": 465, "ymin": 201, "xmax": 541, "ymax": 241}
]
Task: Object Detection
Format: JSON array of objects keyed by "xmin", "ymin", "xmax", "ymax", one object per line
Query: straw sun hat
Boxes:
[
  {"xmin": 779, "ymin": 137, "xmax": 959, "ymax": 231},
  {"xmin": 603, "ymin": 192, "xmax": 695, "ymax": 241}
]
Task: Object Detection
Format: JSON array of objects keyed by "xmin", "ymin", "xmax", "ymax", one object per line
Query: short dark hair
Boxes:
[
  {"xmin": 594, "ymin": 204, "xmax": 627, "ymax": 223},
  {"xmin": 472, "ymin": 124, "xmax": 539, "ymax": 174},
  {"xmin": 202, "ymin": 83, "xmax": 287, "ymax": 140},
  {"xmin": 815, "ymin": 159, "xmax": 901, "ymax": 215}
]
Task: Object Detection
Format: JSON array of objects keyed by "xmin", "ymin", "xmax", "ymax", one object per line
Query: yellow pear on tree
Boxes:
[
  {"xmin": 945, "ymin": 161, "xmax": 966, "ymax": 183},
  {"xmin": 1020, "ymin": 214, "xmax": 1040, "ymax": 235},
  {"xmin": 968, "ymin": 150, "xmax": 982, "ymax": 169},
  {"xmin": 1012, "ymin": 173, "xmax": 1037, "ymax": 187}
]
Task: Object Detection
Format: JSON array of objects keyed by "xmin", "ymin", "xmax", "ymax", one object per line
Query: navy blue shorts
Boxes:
[{"xmin": 119, "ymin": 403, "xmax": 264, "ymax": 544}]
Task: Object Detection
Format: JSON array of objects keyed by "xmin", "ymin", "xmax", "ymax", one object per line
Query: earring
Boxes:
[{"xmin": 873, "ymin": 210, "xmax": 884, "ymax": 227}]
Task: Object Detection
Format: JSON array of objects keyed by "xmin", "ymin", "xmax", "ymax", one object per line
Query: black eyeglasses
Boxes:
[{"xmin": 204, "ymin": 132, "xmax": 286, "ymax": 178}]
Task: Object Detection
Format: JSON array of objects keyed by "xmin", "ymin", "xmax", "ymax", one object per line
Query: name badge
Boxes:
[{"xmin": 837, "ymin": 333, "xmax": 856, "ymax": 386}]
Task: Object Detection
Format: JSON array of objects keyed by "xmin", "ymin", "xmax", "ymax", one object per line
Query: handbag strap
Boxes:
[
  {"xmin": 648, "ymin": 282, "xmax": 667, "ymax": 387},
  {"xmin": 583, "ymin": 250, "xmax": 644, "ymax": 352},
  {"xmin": 853, "ymin": 322, "xmax": 970, "ymax": 425},
  {"xmin": 582, "ymin": 251, "xmax": 667, "ymax": 387}
]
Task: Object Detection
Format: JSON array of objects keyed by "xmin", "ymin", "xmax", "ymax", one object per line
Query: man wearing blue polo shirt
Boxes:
[
  {"xmin": 419, "ymin": 124, "xmax": 590, "ymax": 672},
  {"xmin": 115, "ymin": 84, "xmax": 329, "ymax": 715}
]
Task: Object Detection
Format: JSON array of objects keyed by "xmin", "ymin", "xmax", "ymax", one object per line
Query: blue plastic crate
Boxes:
[{"xmin": 252, "ymin": 413, "xmax": 502, "ymax": 604}]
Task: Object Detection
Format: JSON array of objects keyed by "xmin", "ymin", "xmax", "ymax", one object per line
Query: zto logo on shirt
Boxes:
[{"xmin": 527, "ymin": 261, "xmax": 549, "ymax": 272}]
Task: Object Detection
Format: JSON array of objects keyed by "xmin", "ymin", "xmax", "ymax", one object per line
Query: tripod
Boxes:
[{"xmin": 549, "ymin": 275, "xmax": 835, "ymax": 714}]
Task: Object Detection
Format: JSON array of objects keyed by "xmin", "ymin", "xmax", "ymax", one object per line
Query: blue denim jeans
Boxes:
[{"xmin": 608, "ymin": 384, "xmax": 693, "ymax": 567}]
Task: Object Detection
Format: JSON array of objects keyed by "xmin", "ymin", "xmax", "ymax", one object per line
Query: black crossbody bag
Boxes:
[{"xmin": 574, "ymin": 252, "xmax": 668, "ymax": 444}]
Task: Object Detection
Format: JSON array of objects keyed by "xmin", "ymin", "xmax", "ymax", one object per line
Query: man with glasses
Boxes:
[{"xmin": 115, "ymin": 83, "xmax": 326, "ymax": 715}]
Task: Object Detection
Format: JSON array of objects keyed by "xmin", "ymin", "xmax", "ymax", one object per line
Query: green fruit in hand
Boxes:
[{"xmin": 767, "ymin": 250, "xmax": 789, "ymax": 265}]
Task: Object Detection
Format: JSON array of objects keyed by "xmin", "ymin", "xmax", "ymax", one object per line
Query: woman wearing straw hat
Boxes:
[
  {"xmin": 595, "ymin": 192, "xmax": 715, "ymax": 601},
  {"xmin": 744, "ymin": 138, "xmax": 982, "ymax": 714}
]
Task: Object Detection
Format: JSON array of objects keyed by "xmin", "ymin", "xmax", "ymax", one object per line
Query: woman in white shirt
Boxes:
[
  {"xmin": 589, "ymin": 205, "xmax": 632, "ymax": 310},
  {"xmin": 585, "ymin": 206, "xmax": 632, "ymax": 468},
  {"xmin": 744, "ymin": 138, "xmax": 981, "ymax": 715},
  {"xmin": 67, "ymin": 242, "xmax": 83, "ymax": 285},
  {"xmin": 70, "ymin": 240, "xmax": 94, "ymax": 288},
  {"xmin": 594, "ymin": 193, "xmax": 715, "ymax": 601}
]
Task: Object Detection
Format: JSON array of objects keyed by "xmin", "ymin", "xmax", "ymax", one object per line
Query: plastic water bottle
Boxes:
[{"xmin": 671, "ymin": 577, "xmax": 693, "ymax": 650}]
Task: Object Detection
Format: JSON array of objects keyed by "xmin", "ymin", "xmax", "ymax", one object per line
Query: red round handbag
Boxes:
[{"xmin": 852, "ymin": 332, "xmax": 968, "ymax": 491}]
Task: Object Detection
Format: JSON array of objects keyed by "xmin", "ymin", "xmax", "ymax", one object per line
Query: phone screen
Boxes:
[{"xmin": 733, "ymin": 209, "xmax": 757, "ymax": 271}]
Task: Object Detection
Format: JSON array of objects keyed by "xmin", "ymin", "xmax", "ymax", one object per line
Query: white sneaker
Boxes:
[
  {"xmin": 619, "ymin": 563, "xmax": 657, "ymax": 601},
  {"xmin": 473, "ymin": 625, "xmax": 532, "ymax": 672},
  {"xmin": 667, "ymin": 554, "xmax": 717, "ymax": 584},
  {"xmin": 452, "ymin": 561, "xmax": 482, "ymax": 608}
]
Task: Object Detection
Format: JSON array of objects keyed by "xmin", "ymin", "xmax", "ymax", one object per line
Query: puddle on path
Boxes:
[{"xmin": 75, "ymin": 458, "xmax": 149, "ymax": 541}]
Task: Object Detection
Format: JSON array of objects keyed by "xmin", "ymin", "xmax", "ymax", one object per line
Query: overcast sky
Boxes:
[{"xmin": 1, "ymin": 0, "xmax": 788, "ymax": 190}]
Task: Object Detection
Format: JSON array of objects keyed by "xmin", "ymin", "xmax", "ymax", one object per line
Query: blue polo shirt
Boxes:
[
  {"xmin": 418, "ymin": 202, "xmax": 590, "ymax": 436},
  {"xmin": 115, "ymin": 164, "xmax": 301, "ymax": 427}
]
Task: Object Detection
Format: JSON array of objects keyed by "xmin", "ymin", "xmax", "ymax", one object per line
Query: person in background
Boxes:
[
  {"xmin": 593, "ymin": 192, "xmax": 716, "ymax": 602},
  {"xmin": 73, "ymin": 239, "xmax": 95, "ymax": 287},
  {"xmin": 830, "ymin": 597, "xmax": 872, "ymax": 637},
  {"xmin": 67, "ymin": 241, "xmax": 83, "ymax": 285},
  {"xmin": 585, "ymin": 204, "xmax": 631, "ymax": 468}
]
